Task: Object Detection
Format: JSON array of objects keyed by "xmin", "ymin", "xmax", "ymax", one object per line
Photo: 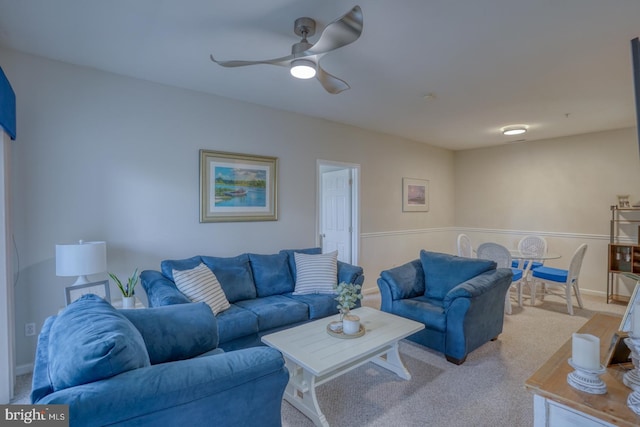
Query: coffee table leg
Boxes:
[
  {"xmin": 372, "ymin": 342, "xmax": 411, "ymax": 380},
  {"xmin": 283, "ymin": 359, "xmax": 329, "ymax": 427}
]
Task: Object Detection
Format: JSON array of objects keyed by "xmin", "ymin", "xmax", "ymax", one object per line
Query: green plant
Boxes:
[
  {"xmin": 334, "ymin": 281, "xmax": 363, "ymax": 318},
  {"xmin": 109, "ymin": 269, "xmax": 139, "ymax": 297}
]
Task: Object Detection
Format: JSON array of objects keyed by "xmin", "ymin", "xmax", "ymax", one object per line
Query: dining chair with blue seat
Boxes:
[
  {"xmin": 477, "ymin": 242, "xmax": 524, "ymax": 315},
  {"xmin": 531, "ymin": 244, "xmax": 587, "ymax": 315},
  {"xmin": 511, "ymin": 235, "xmax": 547, "ymax": 272}
]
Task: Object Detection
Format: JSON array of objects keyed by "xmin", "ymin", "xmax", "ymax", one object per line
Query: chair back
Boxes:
[
  {"xmin": 476, "ymin": 242, "xmax": 512, "ymax": 269},
  {"xmin": 567, "ymin": 244, "xmax": 588, "ymax": 285},
  {"xmin": 518, "ymin": 235, "xmax": 547, "ymax": 257},
  {"xmin": 457, "ymin": 233, "xmax": 473, "ymax": 258}
]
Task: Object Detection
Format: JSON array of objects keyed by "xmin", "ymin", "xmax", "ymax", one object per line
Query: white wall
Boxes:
[
  {"xmin": 0, "ymin": 47, "xmax": 456, "ymax": 368},
  {"xmin": 455, "ymin": 128, "xmax": 640, "ymax": 299}
]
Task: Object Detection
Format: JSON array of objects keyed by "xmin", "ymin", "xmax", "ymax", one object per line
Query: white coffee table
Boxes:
[{"xmin": 261, "ymin": 306, "xmax": 424, "ymax": 427}]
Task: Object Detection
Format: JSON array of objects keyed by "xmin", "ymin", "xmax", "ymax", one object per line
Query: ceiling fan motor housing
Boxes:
[{"xmin": 294, "ymin": 17, "xmax": 316, "ymax": 38}]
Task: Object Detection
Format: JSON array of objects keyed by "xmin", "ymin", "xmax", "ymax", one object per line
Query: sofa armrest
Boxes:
[
  {"xmin": 120, "ymin": 302, "xmax": 219, "ymax": 364},
  {"xmin": 337, "ymin": 260, "xmax": 364, "ymax": 285},
  {"xmin": 443, "ymin": 268, "xmax": 513, "ymax": 306},
  {"xmin": 141, "ymin": 269, "xmax": 191, "ymax": 307},
  {"xmin": 377, "ymin": 259, "xmax": 425, "ymax": 312},
  {"xmin": 36, "ymin": 347, "xmax": 289, "ymax": 427}
]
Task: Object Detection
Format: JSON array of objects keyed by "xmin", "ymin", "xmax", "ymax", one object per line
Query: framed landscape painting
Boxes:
[
  {"xmin": 200, "ymin": 150, "xmax": 278, "ymax": 222},
  {"xmin": 402, "ymin": 178, "xmax": 429, "ymax": 212}
]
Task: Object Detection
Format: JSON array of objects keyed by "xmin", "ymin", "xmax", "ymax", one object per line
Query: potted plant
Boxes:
[
  {"xmin": 334, "ymin": 282, "xmax": 363, "ymax": 335},
  {"xmin": 109, "ymin": 269, "xmax": 139, "ymax": 309}
]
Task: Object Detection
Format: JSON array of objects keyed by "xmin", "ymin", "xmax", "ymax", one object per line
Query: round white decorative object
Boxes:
[
  {"xmin": 566, "ymin": 358, "xmax": 607, "ymax": 394},
  {"xmin": 122, "ymin": 296, "xmax": 135, "ymax": 309},
  {"xmin": 342, "ymin": 315, "xmax": 360, "ymax": 335}
]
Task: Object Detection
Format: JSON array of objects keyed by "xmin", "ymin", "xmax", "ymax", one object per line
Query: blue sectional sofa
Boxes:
[
  {"xmin": 31, "ymin": 295, "xmax": 289, "ymax": 426},
  {"xmin": 140, "ymin": 248, "xmax": 365, "ymax": 351},
  {"xmin": 377, "ymin": 250, "xmax": 513, "ymax": 365}
]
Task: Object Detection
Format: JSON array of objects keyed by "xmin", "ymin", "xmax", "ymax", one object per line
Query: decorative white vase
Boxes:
[
  {"xmin": 122, "ymin": 296, "xmax": 135, "ymax": 309},
  {"xmin": 342, "ymin": 314, "xmax": 360, "ymax": 335}
]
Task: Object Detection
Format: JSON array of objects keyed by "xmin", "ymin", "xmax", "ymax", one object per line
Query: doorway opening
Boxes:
[{"xmin": 317, "ymin": 160, "xmax": 359, "ymax": 265}]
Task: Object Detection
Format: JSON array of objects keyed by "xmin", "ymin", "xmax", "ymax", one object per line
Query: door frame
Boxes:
[{"xmin": 316, "ymin": 160, "xmax": 360, "ymax": 265}]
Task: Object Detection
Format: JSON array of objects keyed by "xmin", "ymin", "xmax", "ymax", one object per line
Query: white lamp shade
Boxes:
[{"xmin": 56, "ymin": 241, "xmax": 107, "ymax": 278}]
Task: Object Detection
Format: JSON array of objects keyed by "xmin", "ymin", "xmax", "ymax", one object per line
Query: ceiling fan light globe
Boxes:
[
  {"xmin": 502, "ymin": 125, "xmax": 528, "ymax": 136},
  {"xmin": 290, "ymin": 59, "xmax": 316, "ymax": 79}
]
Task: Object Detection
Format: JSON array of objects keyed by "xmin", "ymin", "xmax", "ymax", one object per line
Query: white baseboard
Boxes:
[{"xmin": 15, "ymin": 363, "xmax": 32, "ymax": 376}]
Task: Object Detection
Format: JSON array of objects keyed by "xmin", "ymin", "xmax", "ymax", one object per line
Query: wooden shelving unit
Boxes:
[{"xmin": 607, "ymin": 205, "xmax": 640, "ymax": 304}]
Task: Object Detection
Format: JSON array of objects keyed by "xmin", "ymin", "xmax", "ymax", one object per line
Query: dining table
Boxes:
[{"xmin": 509, "ymin": 249, "xmax": 561, "ymax": 306}]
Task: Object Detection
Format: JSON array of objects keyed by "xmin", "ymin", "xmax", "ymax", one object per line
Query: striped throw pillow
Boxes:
[
  {"xmin": 173, "ymin": 263, "xmax": 230, "ymax": 315},
  {"xmin": 292, "ymin": 251, "xmax": 338, "ymax": 295}
]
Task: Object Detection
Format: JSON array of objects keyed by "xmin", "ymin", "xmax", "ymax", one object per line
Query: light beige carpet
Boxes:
[{"xmin": 280, "ymin": 292, "xmax": 626, "ymax": 427}]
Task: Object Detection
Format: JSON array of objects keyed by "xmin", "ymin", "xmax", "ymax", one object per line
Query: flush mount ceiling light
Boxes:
[
  {"xmin": 502, "ymin": 125, "xmax": 528, "ymax": 136},
  {"xmin": 290, "ymin": 59, "xmax": 317, "ymax": 79}
]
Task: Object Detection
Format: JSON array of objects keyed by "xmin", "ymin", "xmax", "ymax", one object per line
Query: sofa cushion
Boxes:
[
  {"xmin": 248, "ymin": 253, "xmax": 295, "ymax": 297},
  {"xmin": 285, "ymin": 293, "xmax": 339, "ymax": 320},
  {"xmin": 280, "ymin": 247, "xmax": 322, "ymax": 280},
  {"xmin": 420, "ymin": 250, "xmax": 496, "ymax": 300},
  {"xmin": 48, "ymin": 294, "xmax": 150, "ymax": 391},
  {"xmin": 292, "ymin": 251, "xmax": 338, "ymax": 295},
  {"xmin": 161, "ymin": 256, "xmax": 202, "ymax": 281},
  {"xmin": 201, "ymin": 254, "xmax": 257, "ymax": 303},
  {"xmin": 215, "ymin": 304, "xmax": 259, "ymax": 344},
  {"xmin": 172, "ymin": 263, "xmax": 230, "ymax": 315},
  {"xmin": 235, "ymin": 295, "xmax": 309, "ymax": 330}
]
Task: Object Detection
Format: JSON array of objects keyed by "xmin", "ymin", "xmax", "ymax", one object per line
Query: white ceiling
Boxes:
[{"xmin": 0, "ymin": 0, "xmax": 639, "ymax": 151}]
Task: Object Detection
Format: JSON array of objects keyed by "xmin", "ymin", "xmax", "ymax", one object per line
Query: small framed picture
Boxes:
[
  {"xmin": 402, "ymin": 178, "xmax": 429, "ymax": 212},
  {"xmin": 65, "ymin": 280, "xmax": 111, "ymax": 306}
]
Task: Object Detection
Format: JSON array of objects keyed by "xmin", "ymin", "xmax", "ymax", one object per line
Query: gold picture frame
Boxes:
[{"xmin": 200, "ymin": 150, "xmax": 278, "ymax": 222}]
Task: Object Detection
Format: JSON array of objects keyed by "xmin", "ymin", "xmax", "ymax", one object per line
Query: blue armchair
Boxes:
[
  {"xmin": 377, "ymin": 250, "xmax": 513, "ymax": 364},
  {"xmin": 31, "ymin": 295, "xmax": 289, "ymax": 426}
]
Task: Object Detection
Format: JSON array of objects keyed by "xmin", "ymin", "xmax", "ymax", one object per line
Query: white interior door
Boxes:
[{"xmin": 321, "ymin": 168, "xmax": 352, "ymax": 263}]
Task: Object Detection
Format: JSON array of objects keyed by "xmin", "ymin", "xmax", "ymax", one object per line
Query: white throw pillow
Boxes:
[
  {"xmin": 293, "ymin": 251, "xmax": 338, "ymax": 295},
  {"xmin": 172, "ymin": 263, "xmax": 230, "ymax": 315}
]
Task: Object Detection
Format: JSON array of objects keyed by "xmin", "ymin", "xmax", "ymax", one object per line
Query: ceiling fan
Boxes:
[{"xmin": 210, "ymin": 5, "xmax": 363, "ymax": 94}]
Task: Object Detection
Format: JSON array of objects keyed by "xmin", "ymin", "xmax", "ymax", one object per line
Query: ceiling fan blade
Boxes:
[
  {"xmin": 307, "ymin": 6, "xmax": 363, "ymax": 55},
  {"xmin": 210, "ymin": 54, "xmax": 294, "ymax": 68},
  {"xmin": 316, "ymin": 64, "xmax": 350, "ymax": 94}
]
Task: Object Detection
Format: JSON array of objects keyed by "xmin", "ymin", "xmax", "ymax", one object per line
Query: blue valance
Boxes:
[{"xmin": 0, "ymin": 66, "xmax": 16, "ymax": 140}]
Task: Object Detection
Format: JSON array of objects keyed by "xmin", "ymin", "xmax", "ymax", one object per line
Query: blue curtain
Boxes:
[{"xmin": 0, "ymin": 66, "xmax": 16, "ymax": 140}]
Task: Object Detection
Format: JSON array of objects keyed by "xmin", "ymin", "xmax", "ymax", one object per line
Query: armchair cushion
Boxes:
[
  {"xmin": 420, "ymin": 250, "xmax": 496, "ymax": 300},
  {"xmin": 48, "ymin": 294, "xmax": 150, "ymax": 391},
  {"xmin": 248, "ymin": 253, "xmax": 294, "ymax": 297}
]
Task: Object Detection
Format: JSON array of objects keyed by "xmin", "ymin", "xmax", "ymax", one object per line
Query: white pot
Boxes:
[
  {"xmin": 342, "ymin": 314, "xmax": 360, "ymax": 335},
  {"xmin": 122, "ymin": 296, "xmax": 135, "ymax": 309}
]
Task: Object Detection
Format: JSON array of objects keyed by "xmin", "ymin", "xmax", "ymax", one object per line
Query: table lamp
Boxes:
[{"xmin": 56, "ymin": 240, "xmax": 107, "ymax": 286}]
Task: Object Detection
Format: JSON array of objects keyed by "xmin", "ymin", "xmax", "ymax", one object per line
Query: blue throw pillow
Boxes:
[
  {"xmin": 248, "ymin": 253, "xmax": 295, "ymax": 297},
  {"xmin": 200, "ymin": 254, "xmax": 257, "ymax": 303},
  {"xmin": 420, "ymin": 250, "xmax": 496, "ymax": 300},
  {"xmin": 48, "ymin": 294, "xmax": 150, "ymax": 391}
]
